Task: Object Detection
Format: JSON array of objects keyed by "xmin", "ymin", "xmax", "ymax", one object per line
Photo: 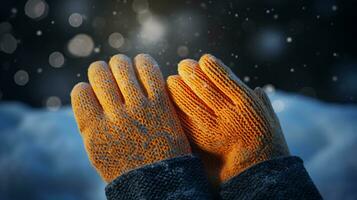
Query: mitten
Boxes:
[
  {"xmin": 167, "ymin": 54, "xmax": 289, "ymax": 183},
  {"xmin": 71, "ymin": 54, "xmax": 191, "ymax": 183}
]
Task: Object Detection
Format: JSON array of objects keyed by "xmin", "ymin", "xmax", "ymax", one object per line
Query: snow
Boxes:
[
  {"xmin": 0, "ymin": 91, "xmax": 356, "ymax": 199},
  {"xmin": 0, "ymin": 104, "xmax": 105, "ymax": 200}
]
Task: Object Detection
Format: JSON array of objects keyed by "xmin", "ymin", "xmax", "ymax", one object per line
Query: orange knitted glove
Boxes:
[
  {"xmin": 71, "ymin": 54, "xmax": 191, "ymax": 183},
  {"xmin": 167, "ymin": 54, "xmax": 289, "ymax": 183}
]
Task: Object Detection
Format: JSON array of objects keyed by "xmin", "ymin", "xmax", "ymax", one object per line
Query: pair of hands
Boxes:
[{"xmin": 71, "ymin": 53, "xmax": 289, "ymax": 185}]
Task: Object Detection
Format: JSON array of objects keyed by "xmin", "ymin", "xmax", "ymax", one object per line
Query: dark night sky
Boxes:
[{"xmin": 0, "ymin": 0, "xmax": 356, "ymax": 108}]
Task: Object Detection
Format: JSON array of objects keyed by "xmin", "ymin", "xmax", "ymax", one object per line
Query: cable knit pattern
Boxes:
[
  {"xmin": 167, "ymin": 54, "xmax": 290, "ymax": 183},
  {"xmin": 105, "ymin": 155, "xmax": 214, "ymax": 200}
]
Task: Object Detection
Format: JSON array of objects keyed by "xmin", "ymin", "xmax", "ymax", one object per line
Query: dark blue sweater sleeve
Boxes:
[
  {"xmin": 105, "ymin": 155, "xmax": 214, "ymax": 200},
  {"xmin": 220, "ymin": 156, "xmax": 323, "ymax": 200}
]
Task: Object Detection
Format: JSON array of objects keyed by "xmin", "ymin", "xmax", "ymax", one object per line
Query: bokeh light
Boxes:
[
  {"xmin": 45, "ymin": 96, "xmax": 62, "ymax": 111},
  {"xmin": 0, "ymin": 33, "xmax": 17, "ymax": 54},
  {"xmin": 254, "ymin": 30, "xmax": 284, "ymax": 60},
  {"xmin": 139, "ymin": 17, "xmax": 166, "ymax": 44},
  {"xmin": 68, "ymin": 34, "xmax": 94, "ymax": 57},
  {"xmin": 49, "ymin": 51, "xmax": 65, "ymax": 68},
  {"xmin": 68, "ymin": 13, "xmax": 83, "ymax": 28},
  {"xmin": 177, "ymin": 45, "xmax": 189, "ymax": 58},
  {"xmin": 263, "ymin": 84, "xmax": 276, "ymax": 94},
  {"xmin": 108, "ymin": 32, "xmax": 125, "ymax": 49},
  {"xmin": 24, "ymin": 0, "xmax": 48, "ymax": 20},
  {"xmin": 14, "ymin": 70, "xmax": 29, "ymax": 86}
]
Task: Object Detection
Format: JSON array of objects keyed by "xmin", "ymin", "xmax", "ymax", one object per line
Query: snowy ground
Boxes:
[{"xmin": 0, "ymin": 91, "xmax": 356, "ymax": 200}]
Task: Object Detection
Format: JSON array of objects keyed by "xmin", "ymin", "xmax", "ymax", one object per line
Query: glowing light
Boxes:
[
  {"xmin": 68, "ymin": 34, "xmax": 94, "ymax": 57},
  {"xmin": 49, "ymin": 51, "xmax": 65, "ymax": 68},
  {"xmin": 263, "ymin": 84, "xmax": 276, "ymax": 93},
  {"xmin": 11, "ymin": 8, "xmax": 18, "ymax": 14},
  {"xmin": 68, "ymin": 13, "xmax": 83, "ymax": 27},
  {"xmin": 46, "ymin": 96, "xmax": 62, "ymax": 111},
  {"xmin": 243, "ymin": 76, "xmax": 250, "ymax": 82},
  {"xmin": 137, "ymin": 10, "xmax": 152, "ymax": 24},
  {"xmin": 139, "ymin": 18, "xmax": 165, "ymax": 43},
  {"xmin": 94, "ymin": 47, "xmax": 100, "ymax": 53},
  {"xmin": 254, "ymin": 30, "xmax": 284, "ymax": 59},
  {"xmin": 108, "ymin": 32, "xmax": 125, "ymax": 49},
  {"xmin": 332, "ymin": 5, "xmax": 338, "ymax": 11},
  {"xmin": 24, "ymin": 0, "xmax": 48, "ymax": 20},
  {"xmin": 14, "ymin": 70, "xmax": 29, "ymax": 86},
  {"xmin": 0, "ymin": 33, "xmax": 17, "ymax": 54},
  {"xmin": 177, "ymin": 45, "xmax": 189, "ymax": 57}
]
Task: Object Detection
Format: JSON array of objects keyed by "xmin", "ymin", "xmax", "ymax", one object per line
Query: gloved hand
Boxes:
[
  {"xmin": 71, "ymin": 54, "xmax": 191, "ymax": 183},
  {"xmin": 167, "ymin": 54, "xmax": 290, "ymax": 183}
]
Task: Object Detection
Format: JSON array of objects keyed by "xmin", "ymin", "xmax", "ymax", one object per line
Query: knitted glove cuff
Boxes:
[
  {"xmin": 220, "ymin": 156, "xmax": 322, "ymax": 200},
  {"xmin": 105, "ymin": 154, "xmax": 214, "ymax": 200}
]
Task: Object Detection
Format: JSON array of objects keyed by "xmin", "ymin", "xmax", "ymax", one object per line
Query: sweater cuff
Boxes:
[
  {"xmin": 220, "ymin": 156, "xmax": 322, "ymax": 200},
  {"xmin": 105, "ymin": 155, "xmax": 214, "ymax": 200}
]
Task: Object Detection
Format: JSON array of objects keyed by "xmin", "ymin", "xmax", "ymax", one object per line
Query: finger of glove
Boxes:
[
  {"xmin": 254, "ymin": 87, "xmax": 277, "ymax": 120},
  {"xmin": 199, "ymin": 54, "xmax": 255, "ymax": 106},
  {"xmin": 176, "ymin": 108, "xmax": 211, "ymax": 149},
  {"xmin": 178, "ymin": 59, "xmax": 233, "ymax": 112},
  {"xmin": 254, "ymin": 87, "xmax": 290, "ymax": 155},
  {"xmin": 88, "ymin": 61, "xmax": 124, "ymax": 113},
  {"xmin": 109, "ymin": 54, "xmax": 146, "ymax": 107},
  {"xmin": 134, "ymin": 54, "xmax": 167, "ymax": 102},
  {"xmin": 167, "ymin": 75, "xmax": 216, "ymax": 128},
  {"xmin": 71, "ymin": 82, "xmax": 102, "ymax": 135}
]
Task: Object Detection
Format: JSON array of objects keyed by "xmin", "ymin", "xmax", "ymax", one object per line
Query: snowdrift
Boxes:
[{"xmin": 0, "ymin": 91, "xmax": 356, "ymax": 200}]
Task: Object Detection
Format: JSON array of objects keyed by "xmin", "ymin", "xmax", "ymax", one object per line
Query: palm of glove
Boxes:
[
  {"xmin": 71, "ymin": 54, "xmax": 191, "ymax": 183},
  {"xmin": 167, "ymin": 54, "xmax": 289, "ymax": 183}
]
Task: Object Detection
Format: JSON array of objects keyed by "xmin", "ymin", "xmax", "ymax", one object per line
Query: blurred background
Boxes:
[
  {"xmin": 1, "ymin": 0, "xmax": 357, "ymax": 106},
  {"xmin": 0, "ymin": 0, "xmax": 356, "ymax": 200}
]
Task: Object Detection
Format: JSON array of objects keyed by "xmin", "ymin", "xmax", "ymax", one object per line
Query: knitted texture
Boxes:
[
  {"xmin": 167, "ymin": 54, "xmax": 289, "ymax": 183},
  {"xmin": 106, "ymin": 155, "xmax": 215, "ymax": 200},
  {"xmin": 71, "ymin": 54, "xmax": 191, "ymax": 183},
  {"xmin": 220, "ymin": 156, "xmax": 323, "ymax": 200}
]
